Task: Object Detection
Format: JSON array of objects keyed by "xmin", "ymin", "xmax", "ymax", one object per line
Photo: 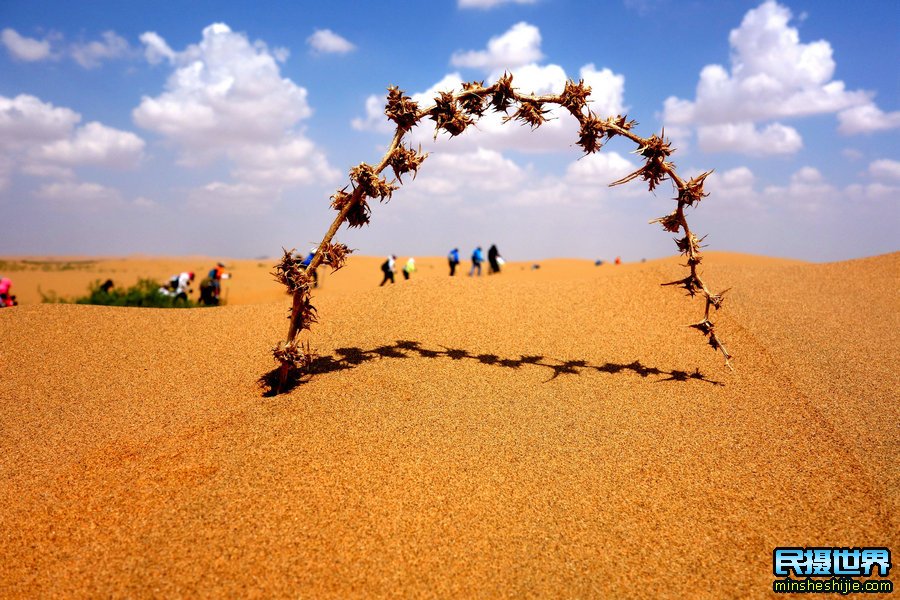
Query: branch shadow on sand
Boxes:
[{"xmin": 260, "ymin": 339, "xmax": 723, "ymax": 397}]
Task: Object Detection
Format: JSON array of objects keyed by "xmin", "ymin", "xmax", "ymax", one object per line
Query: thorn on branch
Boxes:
[
  {"xmin": 609, "ymin": 163, "xmax": 670, "ymax": 191},
  {"xmin": 689, "ymin": 319, "xmax": 714, "ymax": 336},
  {"xmin": 649, "ymin": 211, "xmax": 681, "ymax": 233},
  {"xmin": 330, "ymin": 187, "xmax": 353, "ymax": 211},
  {"xmin": 293, "ymin": 290, "xmax": 318, "ymax": 332},
  {"xmin": 429, "ymin": 91, "xmax": 473, "ymax": 139},
  {"xmin": 273, "ymin": 248, "xmax": 313, "ymax": 294},
  {"xmin": 385, "ymin": 85, "xmax": 420, "ymax": 132},
  {"xmin": 331, "ymin": 186, "xmax": 370, "ymax": 228},
  {"xmin": 708, "ymin": 287, "xmax": 731, "ymax": 310},
  {"xmin": 689, "ymin": 319, "xmax": 733, "ymax": 368},
  {"xmin": 458, "ymin": 80, "xmax": 488, "ymax": 118},
  {"xmin": 272, "ymin": 339, "xmax": 318, "ymax": 371},
  {"xmin": 347, "ymin": 200, "xmax": 371, "ymax": 228},
  {"xmin": 662, "ymin": 274, "xmax": 701, "ymax": 297},
  {"xmin": 611, "ymin": 133, "xmax": 674, "ymax": 191},
  {"xmin": 679, "ymin": 170, "xmax": 713, "ymax": 206},
  {"xmin": 559, "ymin": 79, "xmax": 591, "ymax": 117},
  {"xmin": 638, "ymin": 133, "xmax": 674, "ymax": 161},
  {"xmin": 504, "ymin": 98, "xmax": 550, "ymax": 129},
  {"xmin": 675, "ymin": 233, "xmax": 705, "ymax": 256},
  {"xmin": 388, "ymin": 144, "xmax": 428, "ymax": 183},
  {"xmin": 321, "ymin": 242, "xmax": 354, "ymax": 273},
  {"xmin": 350, "ymin": 163, "xmax": 398, "ymax": 202},
  {"xmin": 609, "ymin": 114, "xmax": 637, "ymax": 134},
  {"xmin": 490, "ymin": 72, "xmax": 517, "ymax": 114},
  {"xmin": 577, "ymin": 115, "xmax": 605, "ymax": 154}
]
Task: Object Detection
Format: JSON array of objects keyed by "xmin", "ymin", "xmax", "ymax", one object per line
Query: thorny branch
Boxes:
[{"xmin": 270, "ymin": 73, "xmax": 732, "ymax": 393}]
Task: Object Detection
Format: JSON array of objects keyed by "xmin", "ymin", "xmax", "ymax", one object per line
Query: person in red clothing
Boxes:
[{"xmin": 0, "ymin": 276, "xmax": 16, "ymax": 307}]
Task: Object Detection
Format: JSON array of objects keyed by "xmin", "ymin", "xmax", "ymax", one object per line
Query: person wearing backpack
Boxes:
[
  {"xmin": 204, "ymin": 262, "xmax": 231, "ymax": 304},
  {"xmin": 469, "ymin": 246, "xmax": 484, "ymax": 277},
  {"xmin": 448, "ymin": 248, "xmax": 460, "ymax": 276},
  {"xmin": 379, "ymin": 255, "xmax": 396, "ymax": 286}
]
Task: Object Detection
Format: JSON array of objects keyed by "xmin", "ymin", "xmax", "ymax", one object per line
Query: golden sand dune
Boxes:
[{"xmin": 1, "ymin": 252, "xmax": 897, "ymax": 598}]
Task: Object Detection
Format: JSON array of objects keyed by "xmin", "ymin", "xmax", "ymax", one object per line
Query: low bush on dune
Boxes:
[{"xmin": 41, "ymin": 279, "xmax": 197, "ymax": 308}]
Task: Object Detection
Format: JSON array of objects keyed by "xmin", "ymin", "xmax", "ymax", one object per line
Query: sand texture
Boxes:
[{"xmin": 1, "ymin": 252, "xmax": 897, "ymax": 598}]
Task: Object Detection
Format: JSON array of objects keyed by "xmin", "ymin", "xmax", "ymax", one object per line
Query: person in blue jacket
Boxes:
[
  {"xmin": 300, "ymin": 248, "xmax": 318, "ymax": 288},
  {"xmin": 448, "ymin": 248, "xmax": 460, "ymax": 276},
  {"xmin": 469, "ymin": 246, "xmax": 484, "ymax": 277}
]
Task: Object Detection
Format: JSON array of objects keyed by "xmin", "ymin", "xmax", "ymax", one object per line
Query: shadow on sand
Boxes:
[{"xmin": 260, "ymin": 339, "xmax": 723, "ymax": 397}]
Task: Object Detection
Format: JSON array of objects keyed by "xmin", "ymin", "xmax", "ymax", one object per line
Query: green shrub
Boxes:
[{"xmin": 43, "ymin": 278, "xmax": 197, "ymax": 308}]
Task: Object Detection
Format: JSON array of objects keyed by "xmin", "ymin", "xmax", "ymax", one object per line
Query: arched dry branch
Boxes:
[{"xmin": 267, "ymin": 73, "xmax": 732, "ymax": 393}]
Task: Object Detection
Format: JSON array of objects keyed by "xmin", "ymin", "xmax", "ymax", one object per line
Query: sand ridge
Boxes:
[{"xmin": 1, "ymin": 252, "xmax": 897, "ymax": 597}]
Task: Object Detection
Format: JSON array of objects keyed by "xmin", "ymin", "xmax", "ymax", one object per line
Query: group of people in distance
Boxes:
[
  {"xmin": 380, "ymin": 244, "xmax": 505, "ymax": 285},
  {"xmin": 379, "ymin": 255, "xmax": 416, "ymax": 286},
  {"xmin": 448, "ymin": 244, "xmax": 504, "ymax": 277},
  {"xmin": 159, "ymin": 262, "xmax": 230, "ymax": 305}
]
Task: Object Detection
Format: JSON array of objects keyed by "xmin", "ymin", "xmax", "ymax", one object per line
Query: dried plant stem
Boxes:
[{"xmin": 272, "ymin": 74, "xmax": 733, "ymax": 393}]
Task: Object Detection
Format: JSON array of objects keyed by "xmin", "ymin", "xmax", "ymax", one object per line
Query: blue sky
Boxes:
[{"xmin": 1, "ymin": 0, "xmax": 897, "ymax": 261}]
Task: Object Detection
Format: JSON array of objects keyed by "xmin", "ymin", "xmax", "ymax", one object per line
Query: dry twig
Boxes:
[{"xmin": 270, "ymin": 72, "xmax": 733, "ymax": 392}]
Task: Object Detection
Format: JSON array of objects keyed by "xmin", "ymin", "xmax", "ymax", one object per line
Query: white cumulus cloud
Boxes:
[
  {"xmin": 70, "ymin": 31, "xmax": 131, "ymax": 68},
  {"xmin": 188, "ymin": 181, "xmax": 274, "ymax": 214},
  {"xmin": 413, "ymin": 147, "xmax": 526, "ymax": 197},
  {"xmin": 3, "ymin": 28, "xmax": 133, "ymax": 68},
  {"xmin": 662, "ymin": 1, "xmax": 886, "ymax": 153},
  {"xmin": 140, "ymin": 31, "xmax": 176, "ymax": 65},
  {"xmin": 762, "ymin": 166, "xmax": 837, "ymax": 211},
  {"xmin": 135, "ymin": 24, "xmax": 312, "ymax": 150},
  {"xmin": 1, "ymin": 28, "xmax": 53, "ymax": 61},
  {"xmin": 0, "ymin": 94, "xmax": 144, "ymax": 197},
  {"xmin": 306, "ymin": 29, "xmax": 355, "ymax": 54},
  {"xmin": 697, "ymin": 122, "xmax": 802, "ymax": 155},
  {"xmin": 133, "ymin": 23, "xmax": 338, "ymax": 210},
  {"xmin": 354, "ymin": 24, "xmax": 627, "ymax": 158},
  {"xmin": 868, "ymin": 159, "xmax": 900, "ymax": 182},
  {"xmin": 36, "ymin": 121, "xmax": 144, "ymax": 167},
  {"xmin": 451, "ymin": 22, "xmax": 543, "ymax": 71},
  {"xmin": 837, "ymin": 104, "xmax": 900, "ymax": 135},
  {"xmin": 565, "ymin": 151, "xmax": 637, "ymax": 186},
  {"xmin": 0, "ymin": 94, "xmax": 81, "ymax": 146},
  {"xmin": 34, "ymin": 180, "xmax": 123, "ymax": 210}
]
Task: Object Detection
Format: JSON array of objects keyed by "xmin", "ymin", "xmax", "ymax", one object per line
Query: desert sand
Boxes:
[{"xmin": 1, "ymin": 251, "xmax": 897, "ymax": 598}]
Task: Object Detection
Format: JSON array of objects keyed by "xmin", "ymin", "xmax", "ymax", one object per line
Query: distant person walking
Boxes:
[
  {"xmin": 402, "ymin": 257, "xmax": 416, "ymax": 280},
  {"xmin": 469, "ymin": 246, "xmax": 484, "ymax": 277},
  {"xmin": 380, "ymin": 255, "xmax": 396, "ymax": 286},
  {"xmin": 488, "ymin": 244, "xmax": 504, "ymax": 274},
  {"xmin": 615, "ymin": 256, "xmax": 622, "ymax": 265},
  {"xmin": 448, "ymin": 248, "xmax": 460, "ymax": 276}
]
